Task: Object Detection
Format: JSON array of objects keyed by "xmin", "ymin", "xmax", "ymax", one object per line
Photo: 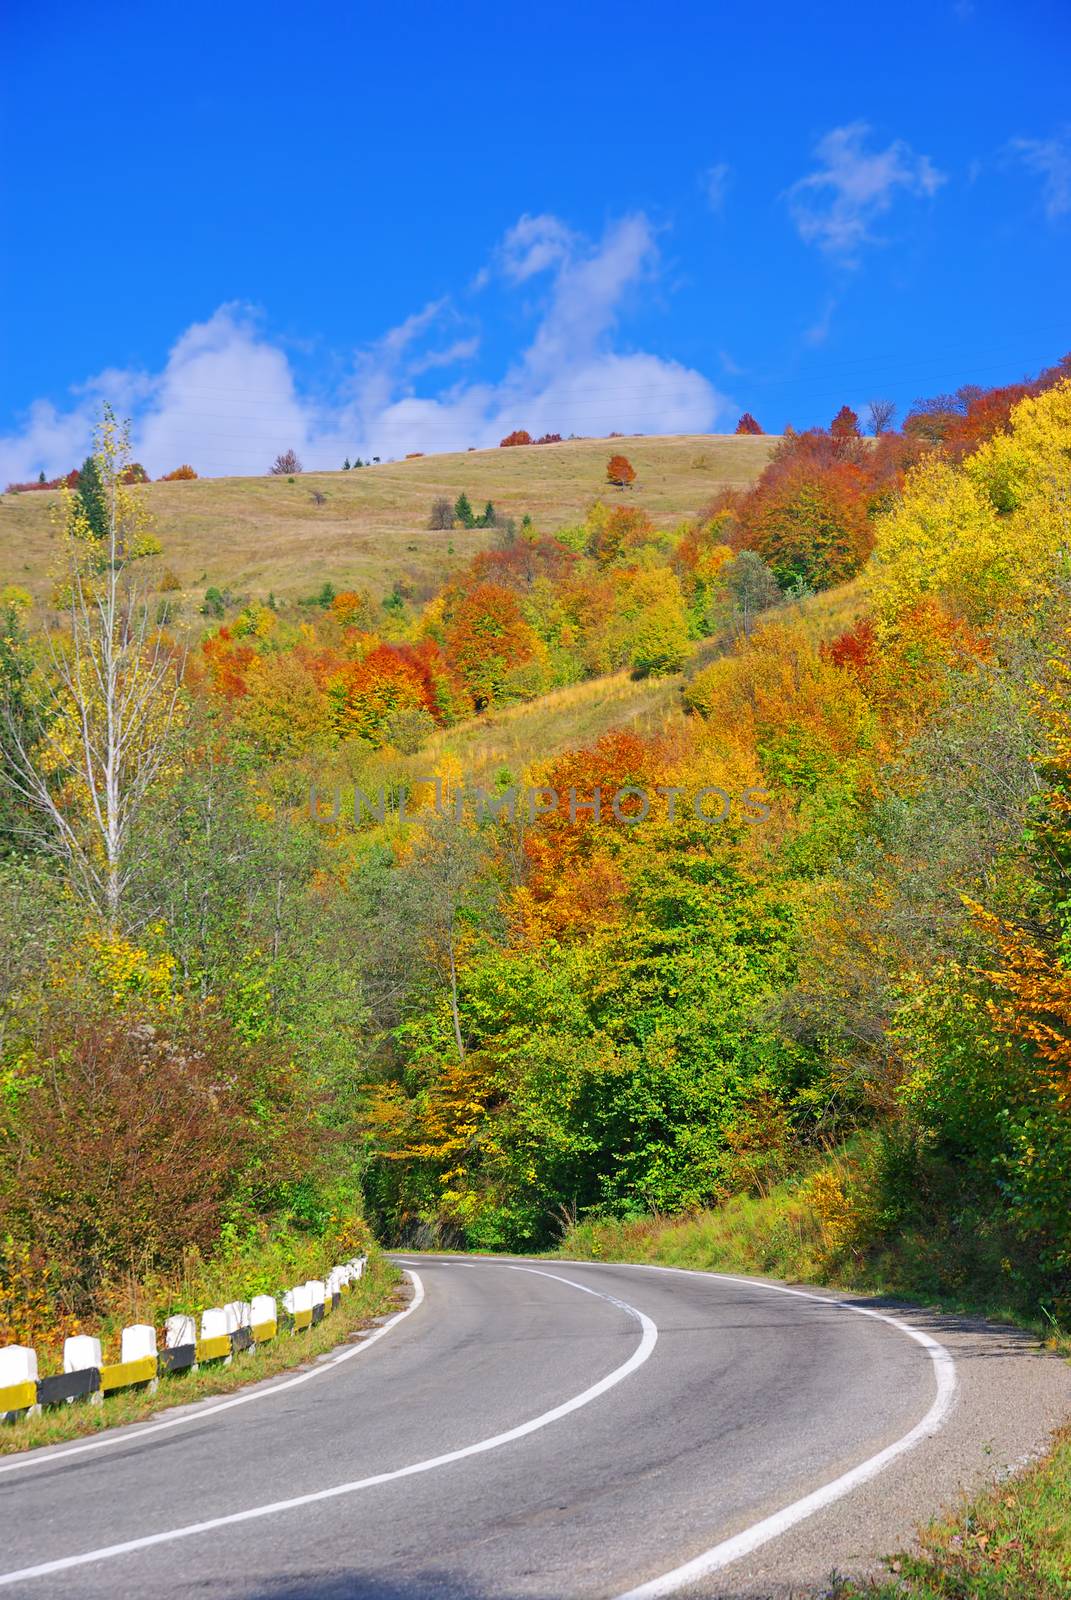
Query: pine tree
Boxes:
[
  {"xmin": 454, "ymin": 492, "xmax": 475, "ymax": 528},
  {"xmin": 479, "ymin": 500, "xmax": 496, "ymax": 527},
  {"xmin": 343, "ymin": 457, "xmax": 351, "ymax": 471},
  {"xmin": 75, "ymin": 454, "xmax": 108, "ymax": 540}
]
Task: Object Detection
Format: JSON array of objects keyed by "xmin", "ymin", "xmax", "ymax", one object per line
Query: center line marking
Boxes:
[{"xmin": 0, "ymin": 1266, "xmax": 657, "ymax": 1589}]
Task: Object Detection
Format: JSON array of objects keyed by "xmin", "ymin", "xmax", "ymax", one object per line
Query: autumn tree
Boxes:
[
  {"xmin": 270, "ymin": 448, "xmax": 303, "ymax": 475},
  {"xmin": 735, "ymin": 413, "xmax": 764, "ymax": 435},
  {"xmin": 159, "ymin": 464, "xmax": 198, "ymax": 481},
  {"xmin": 0, "ymin": 410, "xmax": 185, "ymax": 925},
  {"xmin": 830, "ymin": 405, "xmax": 861, "ymax": 439},
  {"xmin": 733, "ymin": 458, "xmax": 873, "ymax": 591},
  {"xmin": 606, "ymin": 453, "xmax": 636, "ymax": 488},
  {"xmin": 499, "ymin": 430, "xmax": 533, "ymax": 448},
  {"xmin": 445, "ymin": 582, "xmax": 542, "ymax": 708}
]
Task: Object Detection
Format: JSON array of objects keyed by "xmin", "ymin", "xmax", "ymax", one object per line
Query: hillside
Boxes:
[{"xmin": 0, "ymin": 432, "xmax": 777, "ymax": 610}]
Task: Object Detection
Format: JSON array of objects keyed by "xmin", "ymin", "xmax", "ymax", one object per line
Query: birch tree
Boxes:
[{"xmin": 0, "ymin": 409, "xmax": 186, "ymax": 926}]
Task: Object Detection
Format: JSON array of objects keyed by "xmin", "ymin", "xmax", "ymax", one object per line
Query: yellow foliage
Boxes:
[
  {"xmin": 81, "ymin": 927, "xmax": 177, "ymax": 1011},
  {"xmin": 684, "ymin": 617, "xmax": 873, "ymax": 765},
  {"xmin": 868, "ymin": 379, "xmax": 1071, "ymax": 636}
]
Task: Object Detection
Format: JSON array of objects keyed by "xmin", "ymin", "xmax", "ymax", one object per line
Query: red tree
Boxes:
[
  {"xmin": 606, "ymin": 454, "xmax": 636, "ymax": 488},
  {"xmin": 830, "ymin": 406, "xmax": 861, "ymax": 439},
  {"xmin": 735, "ymin": 413, "xmax": 764, "ymax": 435},
  {"xmin": 499, "ymin": 430, "xmax": 533, "ymax": 448}
]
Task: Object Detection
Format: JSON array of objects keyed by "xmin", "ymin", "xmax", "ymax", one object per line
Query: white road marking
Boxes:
[
  {"xmin": 0, "ymin": 1267, "xmax": 657, "ymax": 1588},
  {"xmin": 597, "ymin": 1263, "xmax": 957, "ymax": 1599},
  {"xmin": 0, "ymin": 1270, "xmax": 426, "ymax": 1478}
]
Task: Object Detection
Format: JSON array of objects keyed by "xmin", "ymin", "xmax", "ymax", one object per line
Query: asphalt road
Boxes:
[{"xmin": 1, "ymin": 1257, "xmax": 1068, "ymax": 1599}]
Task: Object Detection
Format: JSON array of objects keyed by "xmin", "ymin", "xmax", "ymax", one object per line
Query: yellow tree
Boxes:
[{"xmin": 0, "ymin": 409, "xmax": 185, "ymax": 925}]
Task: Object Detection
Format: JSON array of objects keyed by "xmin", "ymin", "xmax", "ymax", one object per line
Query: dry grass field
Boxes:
[{"xmin": 0, "ymin": 433, "xmax": 777, "ymax": 610}]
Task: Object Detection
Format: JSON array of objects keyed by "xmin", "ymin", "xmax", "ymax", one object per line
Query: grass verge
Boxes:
[
  {"xmin": 828, "ymin": 1424, "xmax": 1071, "ymax": 1597},
  {"xmin": 0, "ymin": 1250, "xmax": 402, "ymax": 1455}
]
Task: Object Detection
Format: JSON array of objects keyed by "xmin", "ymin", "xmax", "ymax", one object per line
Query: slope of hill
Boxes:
[{"xmin": 0, "ymin": 433, "xmax": 777, "ymax": 609}]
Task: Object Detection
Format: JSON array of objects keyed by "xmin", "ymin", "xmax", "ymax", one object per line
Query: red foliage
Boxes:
[
  {"xmin": 518, "ymin": 731, "xmax": 662, "ymax": 936},
  {"xmin": 0, "ymin": 1008, "xmax": 314, "ymax": 1311},
  {"xmin": 535, "ymin": 433, "xmax": 563, "ymax": 445},
  {"xmin": 324, "ymin": 639, "xmax": 448, "ymax": 740},
  {"xmin": 5, "ymin": 470, "xmax": 77, "ymax": 493},
  {"xmin": 201, "ymin": 626, "xmax": 259, "ymax": 698},
  {"xmin": 159, "ymin": 464, "xmax": 198, "ymax": 481},
  {"xmin": 732, "ymin": 457, "xmax": 874, "ymax": 588},
  {"xmin": 445, "ymin": 582, "xmax": 538, "ymax": 708},
  {"xmin": 606, "ymin": 453, "xmax": 636, "ymax": 488},
  {"xmin": 499, "ymin": 430, "xmax": 533, "ymax": 448},
  {"xmin": 904, "ymin": 354, "xmax": 1071, "ymax": 458},
  {"xmin": 823, "ymin": 618, "xmax": 878, "ymax": 679},
  {"xmin": 468, "ymin": 536, "xmax": 578, "ymax": 593},
  {"xmin": 119, "ymin": 462, "xmax": 150, "ymax": 484},
  {"xmin": 735, "ymin": 413, "xmax": 764, "ymax": 435},
  {"xmin": 830, "ymin": 405, "xmax": 861, "ymax": 439}
]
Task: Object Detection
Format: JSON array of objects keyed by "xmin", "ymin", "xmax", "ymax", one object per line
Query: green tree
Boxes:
[
  {"xmin": 74, "ymin": 453, "xmax": 108, "ymax": 541},
  {"xmin": 454, "ymin": 492, "xmax": 475, "ymax": 528}
]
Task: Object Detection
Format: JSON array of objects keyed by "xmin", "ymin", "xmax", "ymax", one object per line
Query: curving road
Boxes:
[{"xmin": 0, "ymin": 1257, "xmax": 1068, "ymax": 1599}]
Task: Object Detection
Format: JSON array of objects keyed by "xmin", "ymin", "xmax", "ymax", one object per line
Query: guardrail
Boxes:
[{"xmin": 0, "ymin": 1255, "xmax": 366, "ymax": 1422}]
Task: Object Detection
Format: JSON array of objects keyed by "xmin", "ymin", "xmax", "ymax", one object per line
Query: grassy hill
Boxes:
[{"xmin": 0, "ymin": 433, "xmax": 777, "ymax": 610}]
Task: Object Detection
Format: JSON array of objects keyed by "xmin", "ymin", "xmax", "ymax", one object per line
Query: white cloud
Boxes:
[
  {"xmin": 0, "ymin": 213, "xmax": 729, "ymax": 485},
  {"xmin": 498, "ymin": 214, "xmax": 578, "ymax": 281},
  {"xmin": 1006, "ymin": 130, "xmax": 1071, "ymax": 220},
  {"xmin": 787, "ymin": 122, "xmax": 945, "ymax": 264},
  {"xmin": 702, "ymin": 163, "xmax": 732, "ymax": 212}
]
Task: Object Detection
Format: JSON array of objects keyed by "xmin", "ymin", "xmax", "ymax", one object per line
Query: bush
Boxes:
[
  {"xmin": 160, "ymin": 464, "xmax": 198, "ymax": 481},
  {"xmin": 0, "ymin": 1008, "xmax": 317, "ymax": 1316},
  {"xmin": 499, "ymin": 430, "xmax": 533, "ymax": 448}
]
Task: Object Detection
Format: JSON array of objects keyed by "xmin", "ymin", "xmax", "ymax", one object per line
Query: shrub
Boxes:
[
  {"xmin": 0, "ymin": 1008, "xmax": 317, "ymax": 1315},
  {"xmin": 606, "ymin": 453, "xmax": 636, "ymax": 488},
  {"xmin": 160, "ymin": 464, "xmax": 198, "ymax": 481},
  {"xmin": 270, "ymin": 449, "xmax": 303, "ymax": 475},
  {"xmin": 735, "ymin": 413, "xmax": 763, "ymax": 435},
  {"xmin": 158, "ymin": 568, "xmax": 182, "ymax": 592},
  {"xmin": 499, "ymin": 430, "xmax": 533, "ymax": 448},
  {"xmin": 535, "ymin": 433, "xmax": 562, "ymax": 445}
]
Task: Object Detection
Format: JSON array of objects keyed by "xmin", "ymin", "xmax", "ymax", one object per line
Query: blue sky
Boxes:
[{"xmin": 2, "ymin": 0, "xmax": 1069, "ymax": 479}]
